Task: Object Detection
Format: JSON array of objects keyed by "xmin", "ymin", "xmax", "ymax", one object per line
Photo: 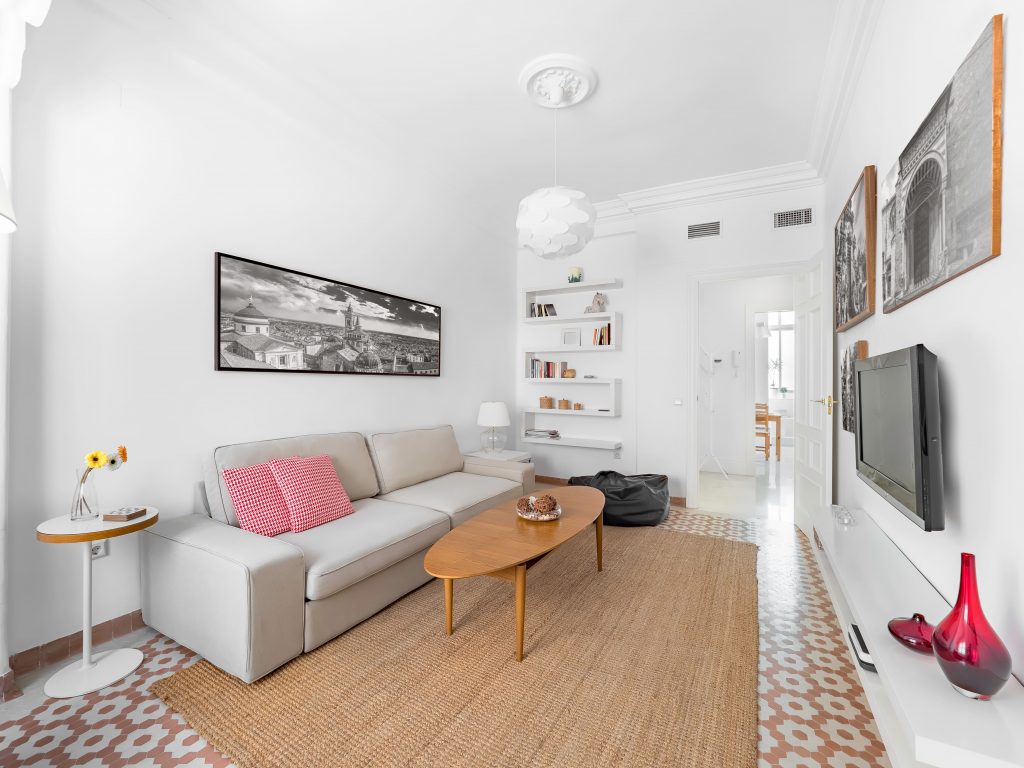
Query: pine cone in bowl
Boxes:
[
  {"xmin": 533, "ymin": 495, "xmax": 558, "ymax": 514},
  {"xmin": 516, "ymin": 497, "xmax": 532, "ymax": 514}
]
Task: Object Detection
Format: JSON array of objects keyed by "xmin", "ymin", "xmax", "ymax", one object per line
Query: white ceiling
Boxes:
[{"xmin": 119, "ymin": 0, "xmax": 840, "ymax": 203}]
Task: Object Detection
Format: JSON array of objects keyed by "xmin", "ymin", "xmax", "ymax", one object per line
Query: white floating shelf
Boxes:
[
  {"xmin": 523, "ymin": 279, "xmax": 622, "ymax": 297},
  {"xmin": 522, "ymin": 312, "xmax": 612, "ymax": 326},
  {"xmin": 523, "ymin": 377, "xmax": 617, "ymax": 385},
  {"xmin": 523, "ymin": 408, "xmax": 616, "ymax": 417},
  {"xmin": 812, "ymin": 504, "xmax": 1024, "ymax": 768},
  {"xmin": 522, "ymin": 436, "xmax": 622, "ymax": 450},
  {"xmin": 525, "ymin": 345, "xmax": 617, "ymax": 353}
]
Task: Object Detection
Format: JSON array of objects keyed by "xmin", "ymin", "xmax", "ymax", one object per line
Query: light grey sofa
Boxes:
[{"xmin": 141, "ymin": 425, "xmax": 533, "ymax": 682}]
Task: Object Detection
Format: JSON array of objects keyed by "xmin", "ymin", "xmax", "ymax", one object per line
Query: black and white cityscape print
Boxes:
[
  {"xmin": 216, "ymin": 253, "xmax": 441, "ymax": 375},
  {"xmin": 834, "ymin": 167, "xmax": 875, "ymax": 332},
  {"xmin": 841, "ymin": 341, "xmax": 867, "ymax": 434},
  {"xmin": 880, "ymin": 17, "xmax": 1001, "ymax": 312}
]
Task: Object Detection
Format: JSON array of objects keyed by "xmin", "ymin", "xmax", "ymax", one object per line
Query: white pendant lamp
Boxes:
[
  {"xmin": 0, "ymin": 168, "xmax": 15, "ymax": 234},
  {"xmin": 516, "ymin": 55, "xmax": 598, "ymax": 260}
]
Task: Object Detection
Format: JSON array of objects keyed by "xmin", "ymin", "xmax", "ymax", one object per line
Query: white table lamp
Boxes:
[{"xmin": 477, "ymin": 401, "xmax": 510, "ymax": 453}]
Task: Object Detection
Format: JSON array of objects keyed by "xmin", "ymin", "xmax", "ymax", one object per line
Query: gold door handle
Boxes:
[{"xmin": 811, "ymin": 395, "xmax": 833, "ymax": 415}]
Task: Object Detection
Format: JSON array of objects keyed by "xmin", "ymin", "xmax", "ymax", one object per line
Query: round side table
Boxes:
[{"xmin": 35, "ymin": 508, "xmax": 159, "ymax": 699}]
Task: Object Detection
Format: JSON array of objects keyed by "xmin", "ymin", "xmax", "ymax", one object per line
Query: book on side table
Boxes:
[{"xmin": 102, "ymin": 506, "xmax": 147, "ymax": 522}]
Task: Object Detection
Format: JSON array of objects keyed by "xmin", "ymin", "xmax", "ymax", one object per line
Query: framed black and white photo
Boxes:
[
  {"xmin": 215, "ymin": 253, "xmax": 441, "ymax": 376},
  {"xmin": 561, "ymin": 328, "xmax": 581, "ymax": 346},
  {"xmin": 841, "ymin": 340, "xmax": 867, "ymax": 433},
  {"xmin": 834, "ymin": 166, "xmax": 876, "ymax": 332},
  {"xmin": 880, "ymin": 15, "xmax": 1003, "ymax": 313}
]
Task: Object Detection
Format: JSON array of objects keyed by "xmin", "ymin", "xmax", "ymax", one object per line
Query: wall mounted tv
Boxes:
[{"xmin": 853, "ymin": 344, "xmax": 944, "ymax": 531}]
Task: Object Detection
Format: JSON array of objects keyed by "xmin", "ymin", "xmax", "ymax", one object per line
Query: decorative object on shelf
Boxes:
[
  {"xmin": 880, "ymin": 15, "xmax": 1003, "ymax": 314},
  {"xmin": 932, "ymin": 552, "xmax": 1012, "ymax": 700},
  {"xmin": 834, "ymin": 165, "xmax": 877, "ymax": 332},
  {"xmin": 539, "ymin": 396, "xmax": 554, "ymax": 409},
  {"xmin": 477, "ymin": 402, "xmax": 511, "ymax": 453},
  {"xmin": 573, "ymin": 403, "xmax": 584, "ymax": 410},
  {"xmin": 841, "ymin": 340, "xmax": 868, "ymax": 433},
  {"xmin": 515, "ymin": 56, "xmax": 598, "ymax": 259},
  {"xmin": 71, "ymin": 445, "xmax": 128, "ymax": 521},
  {"xmin": 515, "ymin": 494, "xmax": 562, "ymax": 522},
  {"xmin": 831, "ymin": 504, "xmax": 855, "ymax": 526},
  {"xmin": 544, "ymin": 303, "xmax": 557, "ymax": 316},
  {"xmin": 216, "ymin": 253, "xmax": 440, "ymax": 376},
  {"xmin": 563, "ymin": 368, "xmax": 576, "ymax": 378},
  {"xmin": 887, "ymin": 613, "xmax": 934, "ymax": 654},
  {"xmin": 561, "ymin": 328, "xmax": 581, "ymax": 346},
  {"xmin": 568, "ymin": 266, "xmax": 583, "ymax": 283},
  {"xmin": 557, "ymin": 398, "xmax": 571, "ymax": 410},
  {"xmin": 584, "ymin": 292, "xmax": 608, "ymax": 313}
]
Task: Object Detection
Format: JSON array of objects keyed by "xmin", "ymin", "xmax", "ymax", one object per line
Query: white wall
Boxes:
[
  {"xmin": 8, "ymin": 2, "xmax": 514, "ymax": 653},
  {"xmin": 516, "ymin": 185, "xmax": 824, "ymax": 497},
  {"xmin": 699, "ymin": 274, "xmax": 793, "ymax": 475},
  {"xmin": 829, "ymin": 2, "xmax": 1024, "ymax": 676}
]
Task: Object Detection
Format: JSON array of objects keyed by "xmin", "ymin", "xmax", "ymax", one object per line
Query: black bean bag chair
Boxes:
[{"xmin": 568, "ymin": 471, "xmax": 670, "ymax": 526}]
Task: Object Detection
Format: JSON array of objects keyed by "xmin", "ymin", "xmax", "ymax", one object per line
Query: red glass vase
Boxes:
[
  {"xmin": 932, "ymin": 553, "xmax": 1012, "ymax": 700},
  {"xmin": 888, "ymin": 613, "xmax": 934, "ymax": 654}
]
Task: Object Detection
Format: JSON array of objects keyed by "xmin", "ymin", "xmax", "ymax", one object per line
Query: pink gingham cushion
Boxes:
[
  {"xmin": 269, "ymin": 455, "xmax": 355, "ymax": 532},
  {"xmin": 222, "ymin": 461, "xmax": 294, "ymax": 537}
]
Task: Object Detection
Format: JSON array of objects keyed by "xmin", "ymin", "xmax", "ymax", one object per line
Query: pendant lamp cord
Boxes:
[{"xmin": 553, "ymin": 107, "xmax": 558, "ymax": 187}]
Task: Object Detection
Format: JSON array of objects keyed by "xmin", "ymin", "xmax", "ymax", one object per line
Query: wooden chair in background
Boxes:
[{"xmin": 754, "ymin": 402, "xmax": 770, "ymax": 460}]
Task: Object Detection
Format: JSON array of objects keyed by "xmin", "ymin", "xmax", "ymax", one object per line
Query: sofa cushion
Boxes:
[
  {"xmin": 377, "ymin": 472, "xmax": 520, "ymax": 527},
  {"xmin": 222, "ymin": 461, "xmax": 294, "ymax": 537},
  {"xmin": 270, "ymin": 455, "xmax": 355, "ymax": 533},
  {"xmin": 366, "ymin": 425, "xmax": 464, "ymax": 494},
  {"xmin": 276, "ymin": 497, "xmax": 450, "ymax": 601},
  {"xmin": 204, "ymin": 432, "xmax": 379, "ymax": 526}
]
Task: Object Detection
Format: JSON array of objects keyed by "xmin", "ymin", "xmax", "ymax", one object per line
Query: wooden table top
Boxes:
[
  {"xmin": 424, "ymin": 486, "xmax": 603, "ymax": 579},
  {"xmin": 36, "ymin": 508, "xmax": 159, "ymax": 544}
]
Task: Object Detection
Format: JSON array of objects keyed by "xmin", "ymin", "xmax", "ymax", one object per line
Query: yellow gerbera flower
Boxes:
[
  {"xmin": 85, "ymin": 450, "xmax": 109, "ymax": 469},
  {"xmin": 116, "ymin": 445, "xmax": 128, "ymax": 463}
]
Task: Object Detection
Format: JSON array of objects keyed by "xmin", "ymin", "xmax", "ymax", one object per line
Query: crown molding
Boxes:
[
  {"xmin": 807, "ymin": 0, "xmax": 884, "ymax": 178},
  {"xmin": 593, "ymin": 198, "xmax": 636, "ymax": 236},
  {"xmin": 600, "ymin": 161, "xmax": 822, "ymax": 218}
]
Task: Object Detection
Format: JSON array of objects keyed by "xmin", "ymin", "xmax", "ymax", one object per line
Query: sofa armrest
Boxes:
[
  {"xmin": 462, "ymin": 456, "xmax": 536, "ymax": 493},
  {"xmin": 141, "ymin": 514, "xmax": 305, "ymax": 683}
]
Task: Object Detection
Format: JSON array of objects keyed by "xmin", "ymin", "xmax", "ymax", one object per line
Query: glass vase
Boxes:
[
  {"xmin": 70, "ymin": 467, "xmax": 100, "ymax": 520},
  {"xmin": 932, "ymin": 553, "xmax": 1012, "ymax": 700}
]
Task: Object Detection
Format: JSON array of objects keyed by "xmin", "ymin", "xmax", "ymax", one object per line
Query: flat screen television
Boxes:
[{"xmin": 853, "ymin": 344, "xmax": 944, "ymax": 531}]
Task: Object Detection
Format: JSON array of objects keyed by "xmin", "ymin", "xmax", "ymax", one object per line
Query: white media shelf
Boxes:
[
  {"xmin": 811, "ymin": 504, "xmax": 1024, "ymax": 768},
  {"xmin": 521, "ymin": 436, "xmax": 622, "ymax": 450},
  {"xmin": 523, "ymin": 377, "xmax": 616, "ymax": 385},
  {"xmin": 522, "ymin": 278, "xmax": 622, "ymax": 298},
  {"xmin": 523, "ymin": 408, "xmax": 616, "ymax": 418},
  {"xmin": 522, "ymin": 311, "xmax": 613, "ymax": 326},
  {"xmin": 525, "ymin": 345, "xmax": 617, "ymax": 354}
]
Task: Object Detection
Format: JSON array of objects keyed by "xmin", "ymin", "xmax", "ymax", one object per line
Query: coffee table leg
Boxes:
[
  {"xmin": 444, "ymin": 578, "xmax": 454, "ymax": 635},
  {"xmin": 595, "ymin": 514, "xmax": 604, "ymax": 572},
  {"xmin": 514, "ymin": 565, "xmax": 526, "ymax": 662}
]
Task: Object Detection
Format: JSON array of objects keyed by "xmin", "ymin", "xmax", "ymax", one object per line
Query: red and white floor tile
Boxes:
[{"xmin": 2, "ymin": 506, "xmax": 888, "ymax": 767}]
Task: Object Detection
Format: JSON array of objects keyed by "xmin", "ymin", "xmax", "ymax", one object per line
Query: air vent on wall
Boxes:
[
  {"xmin": 774, "ymin": 208, "xmax": 813, "ymax": 228},
  {"xmin": 688, "ymin": 221, "xmax": 721, "ymax": 239}
]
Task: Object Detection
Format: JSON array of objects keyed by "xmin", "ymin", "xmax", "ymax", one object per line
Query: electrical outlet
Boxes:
[
  {"xmin": 91, "ymin": 540, "xmax": 109, "ymax": 559},
  {"xmin": 613, "ymin": 449, "xmax": 621, "ymax": 459}
]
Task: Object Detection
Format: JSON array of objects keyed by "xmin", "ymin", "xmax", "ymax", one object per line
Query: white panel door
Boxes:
[{"xmin": 794, "ymin": 258, "xmax": 833, "ymax": 536}]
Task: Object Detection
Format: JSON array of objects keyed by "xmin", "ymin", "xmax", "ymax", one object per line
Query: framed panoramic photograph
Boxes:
[
  {"xmin": 880, "ymin": 15, "xmax": 1003, "ymax": 313},
  {"xmin": 840, "ymin": 340, "xmax": 868, "ymax": 434},
  {"xmin": 834, "ymin": 165, "xmax": 877, "ymax": 332},
  {"xmin": 215, "ymin": 253, "xmax": 441, "ymax": 376}
]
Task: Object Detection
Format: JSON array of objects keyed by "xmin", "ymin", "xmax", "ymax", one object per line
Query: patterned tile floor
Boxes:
[{"xmin": 1, "ymin": 504, "xmax": 889, "ymax": 767}]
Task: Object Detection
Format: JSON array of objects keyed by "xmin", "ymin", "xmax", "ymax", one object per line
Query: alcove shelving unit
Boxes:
[{"xmin": 520, "ymin": 278, "xmax": 623, "ymax": 452}]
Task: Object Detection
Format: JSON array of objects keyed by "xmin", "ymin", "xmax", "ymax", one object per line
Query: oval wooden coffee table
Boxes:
[{"xmin": 424, "ymin": 486, "xmax": 604, "ymax": 662}]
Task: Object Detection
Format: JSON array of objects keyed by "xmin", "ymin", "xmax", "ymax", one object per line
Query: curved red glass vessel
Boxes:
[
  {"xmin": 888, "ymin": 613, "xmax": 934, "ymax": 654},
  {"xmin": 932, "ymin": 553, "xmax": 1012, "ymax": 700}
]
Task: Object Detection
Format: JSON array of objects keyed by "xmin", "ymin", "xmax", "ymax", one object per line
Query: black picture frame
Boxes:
[{"xmin": 215, "ymin": 252, "xmax": 441, "ymax": 377}]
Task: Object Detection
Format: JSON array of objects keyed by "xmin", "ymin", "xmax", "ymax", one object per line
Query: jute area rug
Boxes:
[{"xmin": 152, "ymin": 527, "xmax": 758, "ymax": 768}]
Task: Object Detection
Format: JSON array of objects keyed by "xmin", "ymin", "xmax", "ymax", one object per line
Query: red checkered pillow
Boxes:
[
  {"xmin": 222, "ymin": 461, "xmax": 293, "ymax": 537},
  {"xmin": 269, "ymin": 455, "xmax": 355, "ymax": 532}
]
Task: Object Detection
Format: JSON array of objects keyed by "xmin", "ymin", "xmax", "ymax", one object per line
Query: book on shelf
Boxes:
[
  {"xmin": 526, "ymin": 357, "xmax": 568, "ymax": 379},
  {"xmin": 528, "ymin": 303, "xmax": 557, "ymax": 318},
  {"xmin": 591, "ymin": 323, "xmax": 612, "ymax": 346}
]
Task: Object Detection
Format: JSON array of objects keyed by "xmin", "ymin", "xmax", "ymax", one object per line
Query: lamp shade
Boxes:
[
  {"xmin": 516, "ymin": 186, "xmax": 595, "ymax": 259},
  {"xmin": 477, "ymin": 401, "xmax": 511, "ymax": 428},
  {"xmin": 0, "ymin": 168, "xmax": 15, "ymax": 234}
]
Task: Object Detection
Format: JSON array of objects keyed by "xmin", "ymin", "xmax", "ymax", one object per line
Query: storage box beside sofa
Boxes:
[{"xmin": 141, "ymin": 425, "xmax": 534, "ymax": 682}]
